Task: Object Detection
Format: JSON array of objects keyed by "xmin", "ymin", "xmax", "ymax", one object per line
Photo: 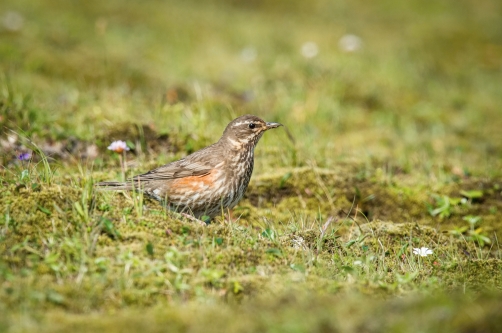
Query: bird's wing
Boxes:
[{"xmin": 130, "ymin": 159, "xmax": 213, "ymax": 182}]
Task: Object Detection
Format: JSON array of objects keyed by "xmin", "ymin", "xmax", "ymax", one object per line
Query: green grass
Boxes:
[{"xmin": 1, "ymin": 0, "xmax": 502, "ymax": 331}]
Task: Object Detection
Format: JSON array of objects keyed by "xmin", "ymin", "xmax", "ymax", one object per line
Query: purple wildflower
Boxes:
[{"xmin": 18, "ymin": 152, "xmax": 32, "ymax": 161}]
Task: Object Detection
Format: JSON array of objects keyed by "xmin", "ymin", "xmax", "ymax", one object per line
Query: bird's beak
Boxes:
[{"xmin": 265, "ymin": 122, "xmax": 283, "ymax": 130}]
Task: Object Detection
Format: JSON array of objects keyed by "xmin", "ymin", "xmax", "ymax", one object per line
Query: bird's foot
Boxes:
[{"xmin": 179, "ymin": 212, "xmax": 208, "ymax": 226}]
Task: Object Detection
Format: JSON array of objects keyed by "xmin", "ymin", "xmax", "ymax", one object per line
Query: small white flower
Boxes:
[
  {"xmin": 301, "ymin": 41, "xmax": 319, "ymax": 58},
  {"xmin": 338, "ymin": 34, "xmax": 363, "ymax": 53},
  {"xmin": 240, "ymin": 47, "xmax": 257, "ymax": 63},
  {"xmin": 353, "ymin": 260, "xmax": 362, "ymax": 266},
  {"xmin": 2, "ymin": 11, "xmax": 24, "ymax": 32},
  {"xmin": 413, "ymin": 247, "xmax": 433, "ymax": 257},
  {"xmin": 291, "ymin": 236, "xmax": 306, "ymax": 249},
  {"xmin": 107, "ymin": 140, "xmax": 130, "ymax": 153},
  {"xmin": 7, "ymin": 134, "xmax": 17, "ymax": 144}
]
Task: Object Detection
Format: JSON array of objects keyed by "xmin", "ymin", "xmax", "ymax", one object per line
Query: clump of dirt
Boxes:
[
  {"xmin": 98, "ymin": 123, "xmax": 183, "ymax": 156},
  {"xmin": 0, "ymin": 133, "xmax": 99, "ymax": 166},
  {"xmin": 244, "ymin": 167, "xmax": 429, "ymax": 223},
  {"xmin": 0, "ymin": 122, "xmax": 193, "ymax": 166},
  {"xmin": 0, "ymin": 132, "xmax": 99, "ymax": 165},
  {"xmin": 437, "ymin": 259, "xmax": 502, "ymax": 291},
  {"xmin": 0, "ymin": 184, "xmax": 79, "ymax": 236},
  {"xmin": 431, "ymin": 178, "xmax": 502, "ymax": 234},
  {"xmin": 243, "ymin": 167, "xmax": 502, "ymax": 243},
  {"xmin": 163, "ymin": 86, "xmax": 191, "ymax": 104}
]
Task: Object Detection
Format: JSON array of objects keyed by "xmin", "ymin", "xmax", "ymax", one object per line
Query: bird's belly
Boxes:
[{"xmin": 147, "ymin": 166, "xmax": 251, "ymax": 218}]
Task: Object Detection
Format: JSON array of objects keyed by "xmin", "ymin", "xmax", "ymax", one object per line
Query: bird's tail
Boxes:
[{"xmin": 94, "ymin": 181, "xmax": 133, "ymax": 191}]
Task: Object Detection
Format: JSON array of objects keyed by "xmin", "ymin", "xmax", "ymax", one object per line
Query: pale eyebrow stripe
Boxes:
[{"xmin": 232, "ymin": 120, "xmax": 252, "ymax": 126}]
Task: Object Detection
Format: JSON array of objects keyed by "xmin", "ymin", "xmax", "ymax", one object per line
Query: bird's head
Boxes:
[{"xmin": 221, "ymin": 114, "xmax": 282, "ymax": 148}]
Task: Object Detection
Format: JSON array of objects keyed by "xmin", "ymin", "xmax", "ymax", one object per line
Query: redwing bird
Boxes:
[{"xmin": 96, "ymin": 115, "xmax": 282, "ymax": 221}]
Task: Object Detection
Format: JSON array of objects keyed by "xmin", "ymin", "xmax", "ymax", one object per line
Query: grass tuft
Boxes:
[{"xmin": 1, "ymin": 0, "xmax": 501, "ymax": 331}]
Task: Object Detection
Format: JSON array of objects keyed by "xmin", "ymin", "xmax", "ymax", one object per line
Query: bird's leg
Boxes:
[
  {"xmin": 178, "ymin": 212, "xmax": 207, "ymax": 226},
  {"xmin": 223, "ymin": 209, "xmax": 234, "ymax": 224},
  {"xmin": 162, "ymin": 202, "xmax": 207, "ymax": 226}
]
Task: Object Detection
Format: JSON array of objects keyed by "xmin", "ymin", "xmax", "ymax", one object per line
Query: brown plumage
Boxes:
[{"xmin": 96, "ymin": 115, "xmax": 282, "ymax": 220}]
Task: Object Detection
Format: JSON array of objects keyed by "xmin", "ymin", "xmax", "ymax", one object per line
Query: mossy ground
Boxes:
[{"xmin": 1, "ymin": 0, "xmax": 502, "ymax": 331}]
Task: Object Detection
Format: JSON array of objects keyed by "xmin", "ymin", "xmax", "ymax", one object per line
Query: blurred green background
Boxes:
[
  {"xmin": 1, "ymin": 0, "xmax": 502, "ymax": 332},
  {"xmin": 1, "ymin": 0, "xmax": 501, "ymax": 175}
]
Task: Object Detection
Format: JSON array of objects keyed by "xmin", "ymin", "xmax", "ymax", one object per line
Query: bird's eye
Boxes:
[{"xmin": 248, "ymin": 123, "xmax": 256, "ymax": 129}]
